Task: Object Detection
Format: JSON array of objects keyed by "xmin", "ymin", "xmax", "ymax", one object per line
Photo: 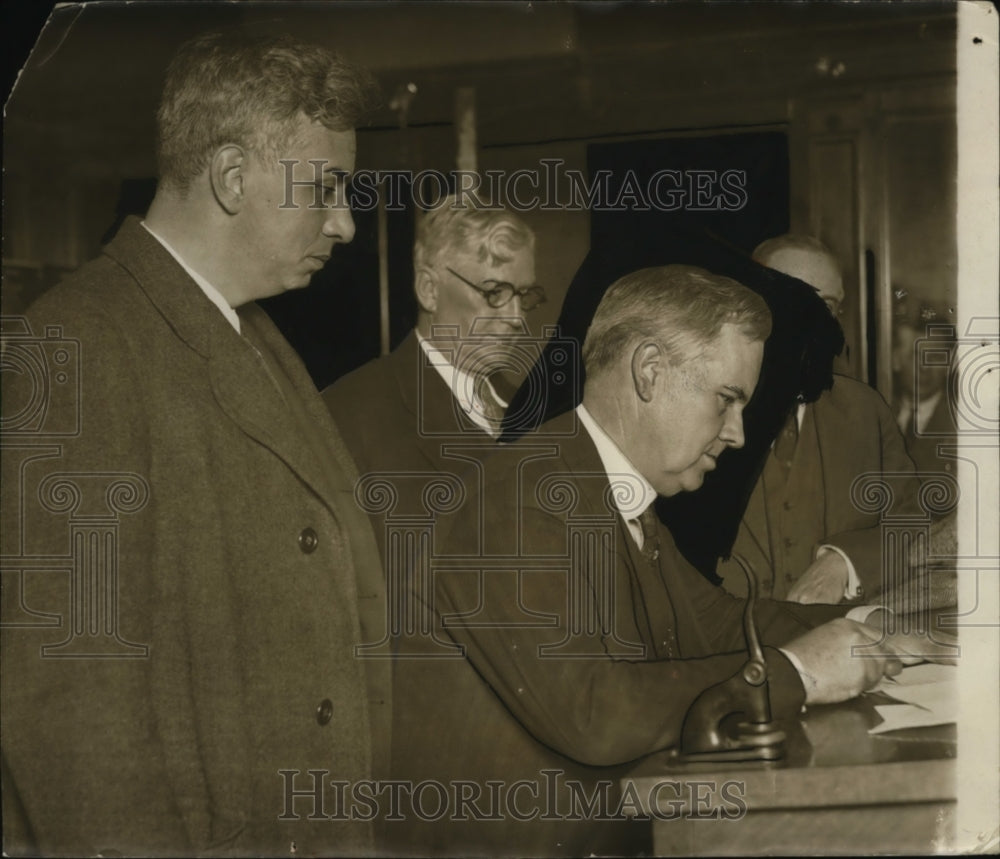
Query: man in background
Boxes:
[
  {"xmin": 324, "ymin": 197, "xmax": 541, "ymax": 470},
  {"xmin": 2, "ymin": 32, "xmax": 387, "ymax": 856},
  {"xmin": 718, "ymin": 234, "xmax": 922, "ymax": 604},
  {"xmin": 322, "ymin": 199, "xmax": 542, "ymax": 563},
  {"xmin": 892, "ymin": 304, "xmax": 959, "ymax": 478},
  {"xmin": 889, "ymin": 304, "xmax": 961, "ymax": 608}
]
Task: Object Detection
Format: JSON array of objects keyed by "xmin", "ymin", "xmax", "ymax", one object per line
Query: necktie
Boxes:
[
  {"xmin": 636, "ymin": 505, "xmax": 660, "ymax": 562},
  {"xmin": 475, "ymin": 376, "xmax": 505, "ymax": 436},
  {"xmin": 632, "ymin": 504, "xmax": 676, "ymax": 658},
  {"xmin": 763, "ymin": 408, "xmax": 802, "ymax": 595},
  {"xmin": 772, "ymin": 409, "xmax": 799, "ymax": 468}
]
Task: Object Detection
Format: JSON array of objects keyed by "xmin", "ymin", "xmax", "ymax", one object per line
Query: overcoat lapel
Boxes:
[
  {"xmin": 242, "ymin": 304, "xmax": 361, "ymax": 493},
  {"xmin": 209, "ymin": 323, "xmax": 342, "ymax": 505},
  {"xmin": 104, "ymin": 218, "xmax": 344, "ymax": 510}
]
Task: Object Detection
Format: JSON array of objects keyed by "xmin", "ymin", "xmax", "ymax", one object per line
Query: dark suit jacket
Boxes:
[
  {"xmin": 901, "ymin": 390, "xmax": 960, "ymax": 480},
  {"xmin": 322, "ymin": 331, "xmax": 497, "ymax": 558},
  {"xmin": 719, "ymin": 375, "xmax": 922, "ymax": 599},
  {"xmin": 389, "ymin": 412, "xmax": 842, "ymax": 857},
  {"xmin": 1, "ymin": 218, "xmax": 389, "ymax": 857},
  {"xmin": 323, "ymin": 330, "xmax": 494, "ymax": 476}
]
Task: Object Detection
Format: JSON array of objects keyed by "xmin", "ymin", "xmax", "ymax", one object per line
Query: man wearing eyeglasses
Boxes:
[
  {"xmin": 717, "ymin": 234, "xmax": 923, "ymax": 605},
  {"xmin": 322, "ymin": 196, "xmax": 542, "ymax": 484}
]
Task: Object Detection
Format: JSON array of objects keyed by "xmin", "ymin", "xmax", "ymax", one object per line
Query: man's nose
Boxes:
[
  {"xmin": 499, "ymin": 293, "xmax": 529, "ymax": 332},
  {"xmin": 719, "ymin": 410, "xmax": 745, "ymax": 449},
  {"xmin": 323, "ymin": 205, "xmax": 355, "ymax": 244}
]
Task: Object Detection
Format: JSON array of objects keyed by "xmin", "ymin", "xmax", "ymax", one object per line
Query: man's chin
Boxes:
[
  {"xmin": 678, "ymin": 469, "xmax": 708, "ymax": 493},
  {"xmin": 655, "ymin": 471, "xmax": 704, "ymax": 498},
  {"xmin": 282, "ymin": 275, "xmax": 313, "ymax": 293},
  {"xmin": 686, "ymin": 475, "xmax": 707, "ymax": 490}
]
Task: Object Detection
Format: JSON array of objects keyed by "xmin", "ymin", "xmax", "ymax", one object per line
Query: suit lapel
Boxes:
[
  {"xmin": 391, "ymin": 331, "xmax": 423, "ymax": 424},
  {"xmin": 553, "ymin": 418, "xmax": 621, "ymax": 517},
  {"xmin": 552, "ymin": 421, "xmax": 677, "ymax": 656},
  {"xmin": 811, "ymin": 388, "xmax": 852, "ymax": 535},
  {"xmin": 392, "ymin": 331, "xmax": 494, "ymax": 470},
  {"xmin": 741, "ymin": 469, "xmax": 771, "ymax": 565},
  {"xmin": 543, "ymin": 418, "xmax": 632, "ymax": 564}
]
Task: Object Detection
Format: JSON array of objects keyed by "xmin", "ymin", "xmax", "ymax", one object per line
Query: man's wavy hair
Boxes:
[
  {"xmin": 413, "ymin": 195, "xmax": 535, "ymax": 273},
  {"xmin": 156, "ymin": 31, "xmax": 378, "ymax": 192},
  {"xmin": 582, "ymin": 264, "xmax": 772, "ymax": 376}
]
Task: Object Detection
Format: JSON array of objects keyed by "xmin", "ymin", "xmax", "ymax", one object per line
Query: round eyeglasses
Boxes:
[{"xmin": 446, "ymin": 267, "xmax": 547, "ymax": 312}]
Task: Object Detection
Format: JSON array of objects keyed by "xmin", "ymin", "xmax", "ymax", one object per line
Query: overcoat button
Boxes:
[
  {"xmin": 299, "ymin": 527, "xmax": 319, "ymax": 553},
  {"xmin": 316, "ymin": 698, "xmax": 334, "ymax": 726}
]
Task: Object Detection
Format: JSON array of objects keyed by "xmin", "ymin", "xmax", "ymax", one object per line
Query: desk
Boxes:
[{"xmin": 623, "ymin": 694, "xmax": 956, "ymax": 855}]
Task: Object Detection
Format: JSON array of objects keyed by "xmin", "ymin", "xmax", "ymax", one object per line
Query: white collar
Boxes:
[
  {"xmin": 416, "ymin": 331, "xmax": 507, "ymax": 436},
  {"xmin": 575, "ymin": 403, "xmax": 657, "ymax": 522},
  {"xmin": 141, "ymin": 222, "xmax": 241, "ymax": 334}
]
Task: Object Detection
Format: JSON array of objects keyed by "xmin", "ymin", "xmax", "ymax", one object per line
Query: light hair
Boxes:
[
  {"xmin": 413, "ymin": 195, "xmax": 535, "ymax": 272},
  {"xmin": 156, "ymin": 31, "xmax": 378, "ymax": 192},
  {"xmin": 582, "ymin": 265, "xmax": 772, "ymax": 377},
  {"xmin": 753, "ymin": 233, "xmax": 841, "ymax": 276}
]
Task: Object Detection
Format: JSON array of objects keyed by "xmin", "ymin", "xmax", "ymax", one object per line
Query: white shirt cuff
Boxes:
[
  {"xmin": 845, "ymin": 604, "xmax": 891, "ymax": 624},
  {"xmin": 816, "ymin": 543, "xmax": 864, "ymax": 600},
  {"xmin": 778, "ymin": 647, "xmax": 814, "ymax": 711}
]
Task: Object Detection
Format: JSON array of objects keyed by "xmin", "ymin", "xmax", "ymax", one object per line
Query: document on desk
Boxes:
[{"xmin": 869, "ymin": 664, "xmax": 958, "ymax": 734}]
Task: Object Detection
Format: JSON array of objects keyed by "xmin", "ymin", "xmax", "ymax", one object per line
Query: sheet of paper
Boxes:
[
  {"xmin": 869, "ymin": 703, "xmax": 958, "ymax": 734},
  {"xmin": 869, "ymin": 663, "xmax": 958, "ymax": 733},
  {"xmin": 881, "ymin": 680, "xmax": 957, "ymax": 712},
  {"xmin": 877, "ymin": 663, "xmax": 957, "ymax": 688}
]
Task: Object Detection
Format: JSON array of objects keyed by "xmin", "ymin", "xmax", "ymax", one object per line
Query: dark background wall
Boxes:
[{"xmin": 3, "ymin": 1, "xmax": 958, "ymax": 400}]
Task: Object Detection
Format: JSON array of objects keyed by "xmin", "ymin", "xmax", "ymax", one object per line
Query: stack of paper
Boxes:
[{"xmin": 869, "ymin": 663, "xmax": 958, "ymax": 734}]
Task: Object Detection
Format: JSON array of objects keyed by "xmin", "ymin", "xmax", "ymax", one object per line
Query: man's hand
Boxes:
[
  {"xmin": 783, "ymin": 618, "xmax": 903, "ymax": 705},
  {"xmin": 787, "ymin": 550, "xmax": 848, "ymax": 604},
  {"xmin": 863, "ymin": 609, "xmax": 960, "ymax": 665}
]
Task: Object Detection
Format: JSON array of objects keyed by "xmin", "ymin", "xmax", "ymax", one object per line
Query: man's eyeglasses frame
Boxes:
[{"xmin": 445, "ymin": 266, "xmax": 547, "ymax": 312}]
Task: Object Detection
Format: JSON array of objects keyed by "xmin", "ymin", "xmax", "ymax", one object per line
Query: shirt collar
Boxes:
[
  {"xmin": 141, "ymin": 222, "xmax": 241, "ymax": 334},
  {"xmin": 575, "ymin": 403, "xmax": 657, "ymax": 520},
  {"xmin": 416, "ymin": 331, "xmax": 507, "ymax": 436}
]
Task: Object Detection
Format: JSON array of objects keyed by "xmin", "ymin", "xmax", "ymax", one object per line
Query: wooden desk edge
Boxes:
[{"xmin": 625, "ymin": 758, "xmax": 956, "ymax": 813}]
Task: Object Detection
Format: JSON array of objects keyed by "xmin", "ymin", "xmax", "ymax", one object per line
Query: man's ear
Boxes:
[
  {"xmin": 631, "ymin": 341, "xmax": 663, "ymax": 403},
  {"xmin": 414, "ymin": 268, "xmax": 438, "ymax": 314},
  {"xmin": 209, "ymin": 145, "xmax": 247, "ymax": 214}
]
